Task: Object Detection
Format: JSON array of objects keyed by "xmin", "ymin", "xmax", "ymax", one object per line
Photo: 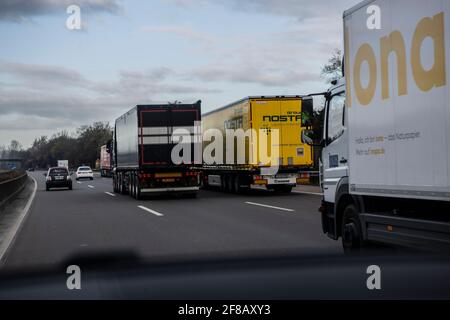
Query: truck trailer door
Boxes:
[
  {"xmin": 279, "ymin": 99, "xmax": 313, "ymax": 167},
  {"xmin": 251, "ymin": 99, "xmax": 283, "ymax": 167}
]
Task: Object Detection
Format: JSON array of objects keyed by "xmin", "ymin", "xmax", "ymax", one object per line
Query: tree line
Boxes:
[{"xmin": 0, "ymin": 122, "xmax": 113, "ymax": 170}]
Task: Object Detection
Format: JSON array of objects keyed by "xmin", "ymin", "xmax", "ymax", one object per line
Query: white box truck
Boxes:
[
  {"xmin": 303, "ymin": 0, "xmax": 450, "ymax": 251},
  {"xmin": 57, "ymin": 160, "xmax": 69, "ymax": 169}
]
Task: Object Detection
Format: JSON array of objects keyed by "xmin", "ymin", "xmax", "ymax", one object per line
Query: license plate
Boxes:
[{"xmin": 55, "ymin": 176, "xmax": 64, "ymax": 180}]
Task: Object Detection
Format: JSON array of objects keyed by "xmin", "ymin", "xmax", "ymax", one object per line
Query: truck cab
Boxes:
[
  {"xmin": 321, "ymin": 79, "xmax": 348, "ymax": 213},
  {"xmin": 303, "ymin": 79, "xmax": 353, "ymax": 245}
]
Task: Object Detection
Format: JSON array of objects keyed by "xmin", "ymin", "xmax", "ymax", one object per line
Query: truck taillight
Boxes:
[
  {"xmin": 254, "ymin": 179, "xmax": 268, "ymax": 185},
  {"xmin": 139, "ymin": 173, "xmax": 153, "ymax": 181}
]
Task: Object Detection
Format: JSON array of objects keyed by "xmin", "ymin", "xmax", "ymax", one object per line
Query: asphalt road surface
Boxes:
[{"xmin": 2, "ymin": 171, "xmax": 342, "ymax": 270}]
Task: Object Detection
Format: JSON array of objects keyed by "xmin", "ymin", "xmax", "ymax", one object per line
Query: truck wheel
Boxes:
[
  {"xmin": 221, "ymin": 175, "xmax": 227, "ymax": 192},
  {"xmin": 119, "ymin": 174, "xmax": 127, "ymax": 195},
  {"xmin": 135, "ymin": 177, "xmax": 141, "ymax": 200},
  {"xmin": 113, "ymin": 176, "xmax": 118, "ymax": 193},
  {"xmin": 341, "ymin": 204, "xmax": 364, "ymax": 253},
  {"xmin": 233, "ymin": 176, "xmax": 241, "ymax": 194},
  {"xmin": 129, "ymin": 175, "xmax": 134, "ymax": 198},
  {"xmin": 227, "ymin": 176, "xmax": 234, "ymax": 193},
  {"xmin": 199, "ymin": 174, "xmax": 206, "ymax": 189}
]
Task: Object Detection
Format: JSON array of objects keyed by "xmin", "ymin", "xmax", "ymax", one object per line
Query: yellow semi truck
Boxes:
[{"xmin": 201, "ymin": 95, "xmax": 315, "ymax": 193}]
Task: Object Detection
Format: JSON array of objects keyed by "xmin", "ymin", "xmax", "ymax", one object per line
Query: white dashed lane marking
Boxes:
[
  {"xmin": 245, "ymin": 202, "xmax": 294, "ymax": 212},
  {"xmin": 138, "ymin": 205, "xmax": 164, "ymax": 217}
]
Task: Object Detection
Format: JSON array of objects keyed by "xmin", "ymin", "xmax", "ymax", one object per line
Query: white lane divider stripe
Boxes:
[
  {"xmin": 77, "ymin": 182, "xmax": 82, "ymax": 184},
  {"xmin": 88, "ymin": 185, "xmax": 95, "ymax": 189},
  {"xmin": 245, "ymin": 202, "xmax": 294, "ymax": 212},
  {"xmin": 105, "ymin": 192, "xmax": 116, "ymax": 197},
  {"xmin": 138, "ymin": 205, "xmax": 164, "ymax": 217},
  {"xmin": 292, "ymin": 191, "xmax": 323, "ymax": 196}
]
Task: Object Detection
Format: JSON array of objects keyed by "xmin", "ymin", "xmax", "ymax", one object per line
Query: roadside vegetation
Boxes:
[{"xmin": 0, "ymin": 122, "xmax": 113, "ymax": 170}]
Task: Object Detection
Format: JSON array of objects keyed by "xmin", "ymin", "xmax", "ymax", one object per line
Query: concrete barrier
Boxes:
[{"xmin": 0, "ymin": 170, "xmax": 28, "ymax": 211}]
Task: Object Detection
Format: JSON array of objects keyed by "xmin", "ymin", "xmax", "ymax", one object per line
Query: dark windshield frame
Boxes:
[{"xmin": 49, "ymin": 168, "xmax": 68, "ymax": 175}]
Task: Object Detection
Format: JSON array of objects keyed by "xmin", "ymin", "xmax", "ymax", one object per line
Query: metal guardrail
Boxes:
[{"xmin": 0, "ymin": 170, "xmax": 28, "ymax": 211}]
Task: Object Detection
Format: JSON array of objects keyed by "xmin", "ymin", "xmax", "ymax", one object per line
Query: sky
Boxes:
[{"xmin": 0, "ymin": 0, "xmax": 360, "ymax": 148}]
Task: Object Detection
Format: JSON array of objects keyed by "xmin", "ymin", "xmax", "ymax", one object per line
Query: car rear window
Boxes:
[
  {"xmin": 79, "ymin": 167, "xmax": 91, "ymax": 171},
  {"xmin": 50, "ymin": 168, "xmax": 68, "ymax": 175}
]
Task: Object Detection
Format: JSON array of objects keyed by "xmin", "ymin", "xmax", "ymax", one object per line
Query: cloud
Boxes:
[
  {"xmin": 140, "ymin": 25, "xmax": 215, "ymax": 45},
  {"xmin": 190, "ymin": 65, "xmax": 317, "ymax": 87},
  {"xmin": 0, "ymin": 62, "xmax": 88, "ymax": 89},
  {"xmin": 158, "ymin": 0, "xmax": 359, "ymax": 88},
  {"xmin": 163, "ymin": 0, "xmax": 360, "ymax": 21},
  {"xmin": 0, "ymin": 0, "xmax": 122, "ymax": 22},
  {"xmin": 0, "ymin": 62, "xmax": 221, "ymax": 134},
  {"xmin": 0, "ymin": 113, "xmax": 75, "ymax": 131}
]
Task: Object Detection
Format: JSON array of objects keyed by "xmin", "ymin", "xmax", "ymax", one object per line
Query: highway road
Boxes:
[{"xmin": 2, "ymin": 171, "xmax": 342, "ymax": 270}]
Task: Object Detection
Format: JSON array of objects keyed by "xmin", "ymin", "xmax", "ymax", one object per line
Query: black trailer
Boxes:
[{"xmin": 112, "ymin": 101, "xmax": 202, "ymax": 199}]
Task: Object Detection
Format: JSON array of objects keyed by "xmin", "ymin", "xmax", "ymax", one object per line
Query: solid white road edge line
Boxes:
[
  {"xmin": 292, "ymin": 191, "xmax": 323, "ymax": 196},
  {"xmin": 105, "ymin": 192, "xmax": 116, "ymax": 197},
  {"xmin": 137, "ymin": 205, "xmax": 164, "ymax": 217},
  {"xmin": 0, "ymin": 176, "xmax": 38, "ymax": 265},
  {"xmin": 245, "ymin": 202, "xmax": 294, "ymax": 212},
  {"xmin": 251, "ymin": 185, "xmax": 323, "ymax": 196}
]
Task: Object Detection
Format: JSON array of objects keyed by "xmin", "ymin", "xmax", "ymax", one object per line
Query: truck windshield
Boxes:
[{"xmin": 327, "ymin": 92, "xmax": 345, "ymax": 142}]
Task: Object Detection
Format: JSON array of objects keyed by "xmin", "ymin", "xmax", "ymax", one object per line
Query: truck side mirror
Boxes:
[
  {"xmin": 106, "ymin": 140, "xmax": 112, "ymax": 154},
  {"xmin": 302, "ymin": 98, "xmax": 314, "ymax": 127},
  {"xmin": 301, "ymin": 129, "xmax": 315, "ymax": 145},
  {"xmin": 302, "ymin": 129, "xmax": 324, "ymax": 147}
]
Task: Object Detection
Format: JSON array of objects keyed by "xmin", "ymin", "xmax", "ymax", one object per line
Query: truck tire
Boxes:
[
  {"xmin": 129, "ymin": 175, "xmax": 134, "ymax": 198},
  {"xmin": 227, "ymin": 175, "xmax": 234, "ymax": 193},
  {"xmin": 135, "ymin": 176, "xmax": 141, "ymax": 200},
  {"xmin": 233, "ymin": 176, "xmax": 241, "ymax": 194},
  {"xmin": 119, "ymin": 174, "xmax": 127, "ymax": 195},
  {"xmin": 113, "ymin": 176, "xmax": 119, "ymax": 193},
  {"xmin": 221, "ymin": 175, "xmax": 227, "ymax": 192},
  {"xmin": 341, "ymin": 204, "xmax": 364, "ymax": 253}
]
